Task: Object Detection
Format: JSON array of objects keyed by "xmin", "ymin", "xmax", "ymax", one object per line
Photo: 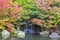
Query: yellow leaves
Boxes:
[
  {"xmin": 13, "ymin": 1, "xmax": 18, "ymax": 6},
  {"xmin": 0, "ymin": 26, "xmax": 3, "ymax": 29},
  {"xmin": 3, "ymin": 18, "xmax": 9, "ymax": 21},
  {"xmin": 43, "ymin": 23, "xmax": 57, "ymax": 29},
  {"xmin": 1, "ymin": 27, "xmax": 5, "ymax": 30},
  {"xmin": 57, "ymin": 19, "xmax": 60, "ymax": 22},
  {"xmin": 0, "ymin": 20, "xmax": 5, "ymax": 25},
  {"xmin": 52, "ymin": 6, "xmax": 58, "ymax": 12},
  {"xmin": 8, "ymin": 19, "xmax": 16, "ymax": 23},
  {"xmin": 0, "ymin": 26, "xmax": 5, "ymax": 30},
  {"xmin": 49, "ymin": 0, "xmax": 60, "ymax": 3}
]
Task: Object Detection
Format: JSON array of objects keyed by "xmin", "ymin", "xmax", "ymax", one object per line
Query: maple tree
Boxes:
[
  {"xmin": 0, "ymin": 0, "xmax": 23, "ymax": 31},
  {"xmin": 32, "ymin": 0, "xmax": 60, "ymax": 29}
]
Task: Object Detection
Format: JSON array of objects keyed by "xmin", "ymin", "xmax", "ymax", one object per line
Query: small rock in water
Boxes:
[
  {"xmin": 17, "ymin": 31, "xmax": 25, "ymax": 38},
  {"xmin": 49, "ymin": 32, "xmax": 60, "ymax": 40},
  {"xmin": 2, "ymin": 30, "xmax": 10, "ymax": 39},
  {"xmin": 40, "ymin": 31, "xmax": 49, "ymax": 37},
  {"xmin": 49, "ymin": 32, "xmax": 60, "ymax": 37}
]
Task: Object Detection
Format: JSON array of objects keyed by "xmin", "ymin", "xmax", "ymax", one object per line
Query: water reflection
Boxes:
[{"xmin": 0, "ymin": 33, "xmax": 60, "ymax": 40}]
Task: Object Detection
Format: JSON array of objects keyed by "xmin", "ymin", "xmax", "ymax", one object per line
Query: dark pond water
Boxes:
[{"xmin": 0, "ymin": 33, "xmax": 60, "ymax": 40}]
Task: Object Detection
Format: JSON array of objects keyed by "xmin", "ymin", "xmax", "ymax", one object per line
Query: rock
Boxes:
[
  {"xmin": 17, "ymin": 31, "xmax": 25, "ymax": 38},
  {"xmin": 55, "ymin": 30, "xmax": 60, "ymax": 35},
  {"xmin": 49, "ymin": 32, "xmax": 60, "ymax": 40},
  {"xmin": 2, "ymin": 30, "xmax": 10, "ymax": 39},
  {"xmin": 39, "ymin": 31, "xmax": 49, "ymax": 37}
]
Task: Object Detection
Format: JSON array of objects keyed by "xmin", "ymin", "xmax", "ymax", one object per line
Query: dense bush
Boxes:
[
  {"xmin": 15, "ymin": 0, "xmax": 60, "ymax": 29},
  {"xmin": 0, "ymin": 0, "xmax": 60, "ymax": 31},
  {"xmin": 0, "ymin": 0, "xmax": 22, "ymax": 31},
  {"xmin": 13, "ymin": 0, "xmax": 40, "ymax": 27},
  {"xmin": 32, "ymin": 0, "xmax": 60, "ymax": 28}
]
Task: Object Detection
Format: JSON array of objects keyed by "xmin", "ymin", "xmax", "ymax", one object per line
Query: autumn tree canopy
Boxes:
[{"xmin": 0, "ymin": 0, "xmax": 23, "ymax": 31}]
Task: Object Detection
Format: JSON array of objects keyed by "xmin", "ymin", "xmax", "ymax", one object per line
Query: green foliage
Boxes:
[
  {"xmin": 15, "ymin": 0, "xmax": 38, "ymax": 20},
  {"xmin": 13, "ymin": 0, "xmax": 60, "ymax": 29},
  {"xmin": 50, "ymin": 2, "xmax": 60, "ymax": 7}
]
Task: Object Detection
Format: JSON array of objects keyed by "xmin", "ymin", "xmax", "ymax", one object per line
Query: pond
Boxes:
[{"xmin": 0, "ymin": 33, "xmax": 60, "ymax": 40}]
